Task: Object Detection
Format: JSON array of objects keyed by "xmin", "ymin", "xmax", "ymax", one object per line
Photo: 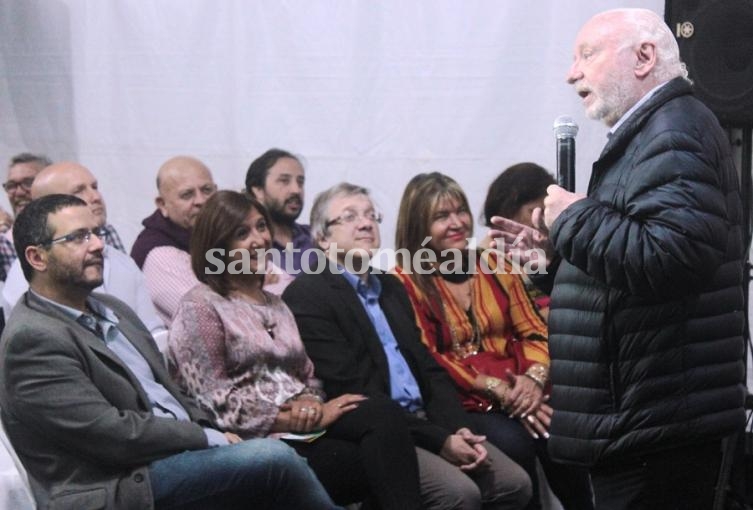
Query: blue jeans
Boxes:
[{"xmin": 148, "ymin": 437, "xmax": 342, "ymax": 510}]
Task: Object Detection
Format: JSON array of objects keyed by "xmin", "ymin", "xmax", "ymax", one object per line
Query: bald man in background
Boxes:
[
  {"xmin": 131, "ymin": 156, "xmax": 292, "ymax": 326},
  {"xmin": 131, "ymin": 156, "xmax": 218, "ymax": 325},
  {"xmin": 29, "ymin": 162, "xmax": 126, "ymax": 252},
  {"xmin": 2, "ymin": 162, "xmax": 167, "ymax": 347}
]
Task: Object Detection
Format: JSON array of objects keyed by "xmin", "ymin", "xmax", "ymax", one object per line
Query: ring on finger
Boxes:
[
  {"xmin": 300, "ymin": 407, "xmax": 309, "ymax": 413},
  {"xmin": 308, "ymin": 408, "xmax": 316, "ymax": 415}
]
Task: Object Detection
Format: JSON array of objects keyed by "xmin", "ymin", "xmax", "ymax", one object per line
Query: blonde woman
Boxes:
[{"xmin": 393, "ymin": 172, "xmax": 592, "ymax": 510}]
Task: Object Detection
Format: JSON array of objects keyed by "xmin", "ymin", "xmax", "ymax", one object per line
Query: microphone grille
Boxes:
[{"xmin": 553, "ymin": 115, "xmax": 579, "ymax": 139}]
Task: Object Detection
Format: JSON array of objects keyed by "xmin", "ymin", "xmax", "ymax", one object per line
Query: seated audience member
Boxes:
[
  {"xmin": 283, "ymin": 182, "xmax": 532, "ymax": 510},
  {"xmin": 0, "ymin": 194, "xmax": 339, "ymax": 510},
  {"xmin": 482, "ymin": 163, "xmax": 555, "ymax": 230},
  {"xmin": 1, "ymin": 162, "xmax": 165, "ymax": 347},
  {"xmin": 393, "ymin": 172, "xmax": 592, "ymax": 510},
  {"xmin": 481, "ymin": 163, "xmax": 556, "ymax": 315},
  {"xmin": 0, "ymin": 211, "xmax": 16, "ymax": 283},
  {"xmin": 0, "ymin": 153, "xmax": 53, "ymax": 281},
  {"xmin": 246, "ymin": 149, "xmax": 317, "ymax": 275},
  {"xmin": 133, "ymin": 156, "xmax": 291, "ymax": 326},
  {"xmin": 0, "ymin": 206, "xmax": 12, "ymax": 232},
  {"xmin": 131, "ymin": 156, "xmax": 217, "ymax": 325},
  {"xmin": 169, "ymin": 190, "xmax": 423, "ymax": 509}
]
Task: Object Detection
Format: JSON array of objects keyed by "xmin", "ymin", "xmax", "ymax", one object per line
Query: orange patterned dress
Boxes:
[{"xmin": 394, "ymin": 250, "xmax": 549, "ymax": 411}]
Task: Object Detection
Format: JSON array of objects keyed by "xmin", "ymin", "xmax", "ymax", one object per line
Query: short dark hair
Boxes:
[
  {"xmin": 244, "ymin": 148, "xmax": 300, "ymax": 192},
  {"xmin": 9, "ymin": 152, "xmax": 52, "ymax": 169},
  {"xmin": 190, "ymin": 190, "xmax": 273, "ymax": 296},
  {"xmin": 13, "ymin": 194, "xmax": 88, "ymax": 282},
  {"xmin": 482, "ymin": 162, "xmax": 555, "ymax": 226}
]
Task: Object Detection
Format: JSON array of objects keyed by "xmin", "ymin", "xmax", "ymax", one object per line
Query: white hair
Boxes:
[{"xmin": 602, "ymin": 8, "xmax": 690, "ymax": 83}]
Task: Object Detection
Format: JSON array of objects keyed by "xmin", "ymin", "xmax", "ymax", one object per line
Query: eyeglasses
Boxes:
[
  {"xmin": 42, "ymin": 227, "xmax": 109, "ymax": 247},
  {"xmin": 2, "ymin": 177, "xmax": 35, "ymax": 193},
  {"xmin": 325, "ymin": 210, "xmax": 383, "ymax": 229}
]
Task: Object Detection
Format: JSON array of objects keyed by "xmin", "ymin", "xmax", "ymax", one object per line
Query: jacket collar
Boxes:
[
  {"xmin": 23, "ymin": 290, "xmax": 159, "ymax": 408},
  {"xmin": 319, "ymin": 263, "xmax": 393, "ymax": 381},
  {"xmin": 599, "ymin": 77, "xmax": 693, "ymax": 161}
]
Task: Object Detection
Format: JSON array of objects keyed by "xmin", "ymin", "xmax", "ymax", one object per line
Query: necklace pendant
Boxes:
[{"xmin": 263, "ymin": 320, "xmax": 277, "ymax": 339}]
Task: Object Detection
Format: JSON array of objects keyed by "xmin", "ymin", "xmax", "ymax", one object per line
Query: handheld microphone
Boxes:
[{"xmin": 552, "ymin": 115, "xmax": 579, "ymax": 192}]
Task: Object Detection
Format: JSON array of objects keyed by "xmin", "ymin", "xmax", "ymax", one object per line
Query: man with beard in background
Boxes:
[{"xmin": 245, "ymin": 149, "xmax": 317, "ymax": 276}]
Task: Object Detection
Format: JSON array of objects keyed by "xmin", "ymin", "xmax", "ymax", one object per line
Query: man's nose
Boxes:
[
  {"xmin": 9, "ymin": 185, "xmax": 29, "ymax": 197},
  {"xmin": 84, "ymin": 188, "xmax": 103, "ymax": 205},
  {"xmin": 89, "ymin": 232, "xmax": 106, "ymax": 250},
  {"xmin": 566, "ymin": 62, "xmax": 582, "ymax": 84},
  {"xmin": 195, "ymin": 191, "xmax": 210, "ymax": 207},
  {"xmin": 353, "ymin": 217, "xmax": 372, "ymax": 233}
]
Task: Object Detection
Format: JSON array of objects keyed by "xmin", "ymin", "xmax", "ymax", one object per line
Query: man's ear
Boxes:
[
  {"xmin": 25, "ymin": 245, "xmax": 48, "ymax": 273},
  {"xmin": 316, "ymin": 233, "xmax": 330, "ymax": 253},
  {"xmin": 155, "ymin": 196, "xmax": 168, "ymax": 217},
  {"xmin": 635, "ymin": 42, "xmax": 657, "ymax": 78},
  {"xmin": 250, "ymin": 186, "xmax": 265, "ymax": 202}
]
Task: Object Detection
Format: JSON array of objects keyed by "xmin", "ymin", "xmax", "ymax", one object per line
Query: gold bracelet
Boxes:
[
  {"xmin": 525, "ymin": 364, "xmax": 549, "ymax": 389},
  {"xmin": 484, "ymin": 376, "xmax": 502, "ymax": 398}
]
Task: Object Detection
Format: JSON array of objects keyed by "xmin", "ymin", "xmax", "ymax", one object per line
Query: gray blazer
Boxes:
[{"xmin": 0, "ymin": 291, "xmax": 212, "ymax": 510}]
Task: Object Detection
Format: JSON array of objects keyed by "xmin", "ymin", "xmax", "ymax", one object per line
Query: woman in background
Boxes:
[
  {"xmin": 481, "ymin": 163, "xmax": 555, "ymax": 317},
  {"xmin": 169, "ymin": 190, "xmax": 423, "ymax": 510},
  {"xmin": 393, "ymin": 172, "xmax": 592, "ymax": 510}
]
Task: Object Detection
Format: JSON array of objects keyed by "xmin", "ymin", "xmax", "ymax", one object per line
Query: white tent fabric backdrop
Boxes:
[
  {"xmin": 1, "ymin": 0, "xmax": 663, "ymax": 251},
  {"xmin": 18, "ymin": 2, "xmax": 745, "ymax": 510}
]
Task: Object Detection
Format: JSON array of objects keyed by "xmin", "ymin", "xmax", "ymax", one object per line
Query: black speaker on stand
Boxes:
[
  {"xmin": 665, "ymin": 0, "xmax": 753, "ymax": 126},
  {"xmin": 666, "ymin": 2, "xmax": 753, "ymax": 508}
]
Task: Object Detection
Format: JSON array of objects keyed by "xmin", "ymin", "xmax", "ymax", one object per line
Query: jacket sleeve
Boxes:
[
  {"xmin": 283, "ymin": 276, "xmax": 384, "ymax": 398},
  {"xmin": 284, "ymin": 274, "xmax": 459, "ymax": 454},
  {"xmin": 1, "ymin": 326, "xmax": 208, "ymax": 469},
  {"xmin": 551, "ymin": 128, "xmax": 730, "ymax": 299},
  {"xmin": 381, "ymin": 275, "xmax": 472, "ymax": 447}
]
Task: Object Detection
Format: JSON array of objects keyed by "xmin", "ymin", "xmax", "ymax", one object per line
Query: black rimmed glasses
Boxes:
[
  {"xmin": 325, "ymin": 210, "xmax": 383, "ymax": 229},
  {"xmin": 41, "ymin": 227, "xmax": 109, "ymax": 248},
  {"xmin": 2, "ymin": 177, "xmax": 35, "ymax": 193}
]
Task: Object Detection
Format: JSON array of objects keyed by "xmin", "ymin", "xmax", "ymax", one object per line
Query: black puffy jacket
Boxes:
[{"xmin": 546, "ymin": 77, "xmax": 747, "ymax": 467}]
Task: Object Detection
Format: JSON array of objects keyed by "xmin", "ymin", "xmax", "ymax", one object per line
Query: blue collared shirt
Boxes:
[
  {"xmin": 341, "ymin": 270, "xmax": 424, "ymax": 412},
  {"xmin": 32, "ymin": 290, "xmax": 227, "ymax": 446}
]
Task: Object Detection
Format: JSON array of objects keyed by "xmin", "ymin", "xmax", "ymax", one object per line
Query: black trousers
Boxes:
[
  {"xmin": 589, "ymin": 441, "xmax": 721, "ymax": 510},
  {"xmin": 288, "ymin": 396, "xmax": 422, "ymax": 510}
]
